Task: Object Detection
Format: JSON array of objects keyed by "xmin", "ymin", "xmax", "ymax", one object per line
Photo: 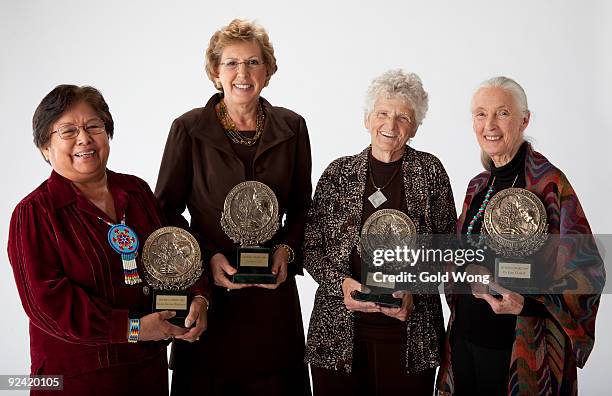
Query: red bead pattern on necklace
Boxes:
[{"xmin": 112, "ymin": 228, "xmax": 137, "ymax": 251}]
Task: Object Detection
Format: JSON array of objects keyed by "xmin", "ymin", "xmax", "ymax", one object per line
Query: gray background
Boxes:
[{"xmin": 1, "ymin": 0, "xmax": 610, "ymax": 394}]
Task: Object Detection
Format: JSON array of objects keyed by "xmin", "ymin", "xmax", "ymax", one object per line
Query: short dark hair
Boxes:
[{"xmin": 32, "ymin": 85, "xmax": 114, "ymax": 149}]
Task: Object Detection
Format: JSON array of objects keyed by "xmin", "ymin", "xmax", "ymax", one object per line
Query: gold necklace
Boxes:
[{"xmin": 217, "ymin": 99, "xmax": 265, "ymax": 146}]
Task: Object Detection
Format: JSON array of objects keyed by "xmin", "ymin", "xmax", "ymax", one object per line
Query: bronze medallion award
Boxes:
[
  {"xmin": 221, "ymin": 181, "xmax": 280, "ymax": 284},
  {"xmin": 142, "ymin": 227, "xmax": 202, "ymax": 327},
  {"xmin": 483, "ymin": 187, "xmax": 548, "ymax": 292},
  {"xmin": 355, "ymin": 209, "xmax": 417, "ymax": 308}
]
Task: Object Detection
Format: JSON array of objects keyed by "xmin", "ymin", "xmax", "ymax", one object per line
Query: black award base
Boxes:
[
  {"xmin": 231, "ymin": 246, "xmax": 277, "ymax": 284},
  {"xmin": 351, "ymin": 291, "xmax": 402, "ymax": 308},
  {"xmin": 152, "ymin": 290, "xmax": 191, "ymax": 327}
]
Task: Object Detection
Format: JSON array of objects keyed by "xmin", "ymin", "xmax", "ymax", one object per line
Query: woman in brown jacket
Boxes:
[{"xmin": 155, "ymin": 19, "xmax": 312, "ymax": 396}]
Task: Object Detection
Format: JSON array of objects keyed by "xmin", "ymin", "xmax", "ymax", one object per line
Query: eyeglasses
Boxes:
[
  {"xmin": 219, "ymin": 59, "xmax": 265, "ymax": 71},
  {"xmin": 51, "ymin": 120, "xmax": 106, "ymax": 140}
]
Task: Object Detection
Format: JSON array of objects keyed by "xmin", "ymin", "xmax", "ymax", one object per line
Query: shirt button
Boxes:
[{"xmin": 142, "ymin": 286, "xmax": 150, "ymax": 295}]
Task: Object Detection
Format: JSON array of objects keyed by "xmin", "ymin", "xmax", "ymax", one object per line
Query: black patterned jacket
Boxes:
[{"xmin": 303, "ymin": 145, "xmax": 456, "ymax": 373}]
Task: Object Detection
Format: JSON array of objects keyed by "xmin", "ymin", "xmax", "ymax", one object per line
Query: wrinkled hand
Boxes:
[
  {"xmin": 210, "ymin": 253, "xmax": 252, "ymax": 290},
  {"xmin": 175, "ymin": 297, "xmax": 208, "ymax": 343},
  {"xmin": 256, "ymin": 247, "xmax": 288, "ymax": 290},
  {"xmin": 342, "ymin": 277, "xmax": 380, "ymax": 313},
  {"xmin": 138, "ymin": 311, "xmax": 188, "ymax": 342},
  {"xmin": 474, "ymin": 282, "xmax": 525, "ymax": 315},
  {"xmin": 466, "ymin": 264, "xmax": 493, "ymax": 295},
  {"xmin": 379, "ymin": 291, "xmax": 414, "ymax": 321}
]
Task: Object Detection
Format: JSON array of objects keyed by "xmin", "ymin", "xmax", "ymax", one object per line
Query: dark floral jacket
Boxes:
[{"xmin": 303, "ymin": 146, "xmax": 457, "ymax": 373}]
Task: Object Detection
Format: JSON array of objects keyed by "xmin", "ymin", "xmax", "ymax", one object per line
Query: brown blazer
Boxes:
[
  {"xmin": 155, "ymin": 94, "xmax": 312, "ymax": 382},
  {"xmin": 155, "ymin": 93, "xmax": 312, "ymax": 263}
]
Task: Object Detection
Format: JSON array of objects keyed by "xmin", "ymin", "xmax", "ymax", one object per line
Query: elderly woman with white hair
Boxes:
[
  {"xmin": 436, "ymin": 76, "xmax": 604, "ymax": 395},
  {"xmin": 303, "ymin": 69, "xmax": 456, "ymax": 395}
]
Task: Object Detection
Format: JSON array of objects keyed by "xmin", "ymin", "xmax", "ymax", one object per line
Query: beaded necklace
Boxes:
[
  {"xmin": 217, "ymin": 99, "xmax": 265, "ymax": 146},
  {"xmin": 99, "ymin": 214, "xmax": 142, "ymax": 285},
  {"xmin": 466, "ymin": 174, "xmax": 518, "ymax": 247}
]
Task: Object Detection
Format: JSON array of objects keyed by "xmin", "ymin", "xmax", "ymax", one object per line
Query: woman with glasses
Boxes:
[
  {"xmin": 7, "ymin": 85, "xmax": 209, "ymax": 395},
  {"xmin": 155, "ymin": 19, "xmax": 312, "ymax": 395}
]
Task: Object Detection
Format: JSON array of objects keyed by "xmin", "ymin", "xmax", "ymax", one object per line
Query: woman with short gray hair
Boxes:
[
  {"xmin": 304, "ymin": 69, "xmax": 455, "ymax": 395},
  {"xmin": 364, "ymin": 69, "xmax": 429, "ymax": 127}
]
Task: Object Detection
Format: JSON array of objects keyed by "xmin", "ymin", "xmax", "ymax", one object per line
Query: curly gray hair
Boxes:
[{"xmin": 364, "ymin": 69, "xmax": 429, "ymax": 125}]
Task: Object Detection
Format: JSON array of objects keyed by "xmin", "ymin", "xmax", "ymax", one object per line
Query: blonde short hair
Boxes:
[{"xmin": 205, "ymin": 19, "xmax": 278, "ymax": 90}]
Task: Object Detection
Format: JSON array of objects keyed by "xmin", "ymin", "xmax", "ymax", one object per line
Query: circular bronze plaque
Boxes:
[
  {"xmin": 483, "ymin": 188, "xmax": 548, "ymax": 257},
  {"xmin": 142, "ymin": 226, "xmax": 202, "ymax": 290},
  {"xmin": 221, "ymin": 181, "xmax": 280, "ymax": 246},
  {"xmin": 360, "ymin": 209, "xmax": 417, "ymax": 258}
]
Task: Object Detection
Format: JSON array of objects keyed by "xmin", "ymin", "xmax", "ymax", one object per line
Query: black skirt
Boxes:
[{"xmin": 170, "ymin": 276, "xmax": 311, "ymax": 396}]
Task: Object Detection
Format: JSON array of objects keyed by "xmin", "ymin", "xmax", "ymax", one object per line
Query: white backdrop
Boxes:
[{"xmin": 1, "ymin": 1, "xmax": 610, "ymax": 394}]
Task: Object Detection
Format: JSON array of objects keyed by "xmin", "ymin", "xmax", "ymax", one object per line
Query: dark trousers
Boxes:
[
  {"xmin": 311, "ymin": 339, "xmax": 435, "ymax": 396},
  {"xmin": 451, "ymin": 335, "xmax": 512, "ymax": 396},
  {"xmin": 171, "ymin": 362, "xmax": 311, "ymax": 396}
]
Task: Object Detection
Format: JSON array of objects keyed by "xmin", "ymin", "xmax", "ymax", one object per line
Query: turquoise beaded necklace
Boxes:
[{"xmin": 466, "ymin": 174, "xmax": 518, "ymax": 247}]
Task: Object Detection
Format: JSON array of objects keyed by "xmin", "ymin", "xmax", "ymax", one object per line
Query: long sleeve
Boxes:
[
  {"xmin": 279, "ymin": 116, "xmax": 312, "ymax": 272},
  {"xmin": 303, "ymin": 162, "xmax": 347, "ymax": 297},
  {"xmin": 155, "ymin": 118, "xmax": 193, "ymax": 232},
  {"xmin": 423, "ymin": 156, "xmax": 458, "ymax": 302},
  {"xmin": 535, "ymin": 172, "xmax": 604, "ymax": 367},
  {"xmin": 8, "ymin": 201, "xmax": 129, "ymax": 345},
  {"xmin": 155, "ymin": 118, "xmax": 212, "ymax": 299},
  {"xmin": 428, "ymin": 156, "xmax": 457, "ymax": 234}
]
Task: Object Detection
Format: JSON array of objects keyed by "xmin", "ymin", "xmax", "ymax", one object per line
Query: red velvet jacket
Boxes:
[{"xmin": 7, "ymin": 170, "xmax": 205, "ymax": 377}]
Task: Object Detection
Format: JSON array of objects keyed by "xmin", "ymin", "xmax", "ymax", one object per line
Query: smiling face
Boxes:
[
  {"xmin": 216, "ymin": 40, "xmax": 267, "ymax": 109},
  {"xmin": 41, "ymin": 101, "xmax": 110, "ymax": 183},
  {"xmin": 365, "ymin": 95, "xmax": 417, "ymax": 162},
  {"xmin": 472, "ymin": 86, "xmax": 530, "ymax": 166}
]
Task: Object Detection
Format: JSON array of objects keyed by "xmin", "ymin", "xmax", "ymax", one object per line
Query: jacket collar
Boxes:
[
  {"xmin": 190, "ymin": 94, "xmax": 295, "ymax": 160},
  {"xmin": 47, "ymin": 170, "xmax": 78, "ymax": 209},
  {"xmin": 346, "ymin": 146, "xmax": 370, "ymax": 226},
  {"xmin": 47, "ymin": 169, "xmax": 139, "ymax": 221}
]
